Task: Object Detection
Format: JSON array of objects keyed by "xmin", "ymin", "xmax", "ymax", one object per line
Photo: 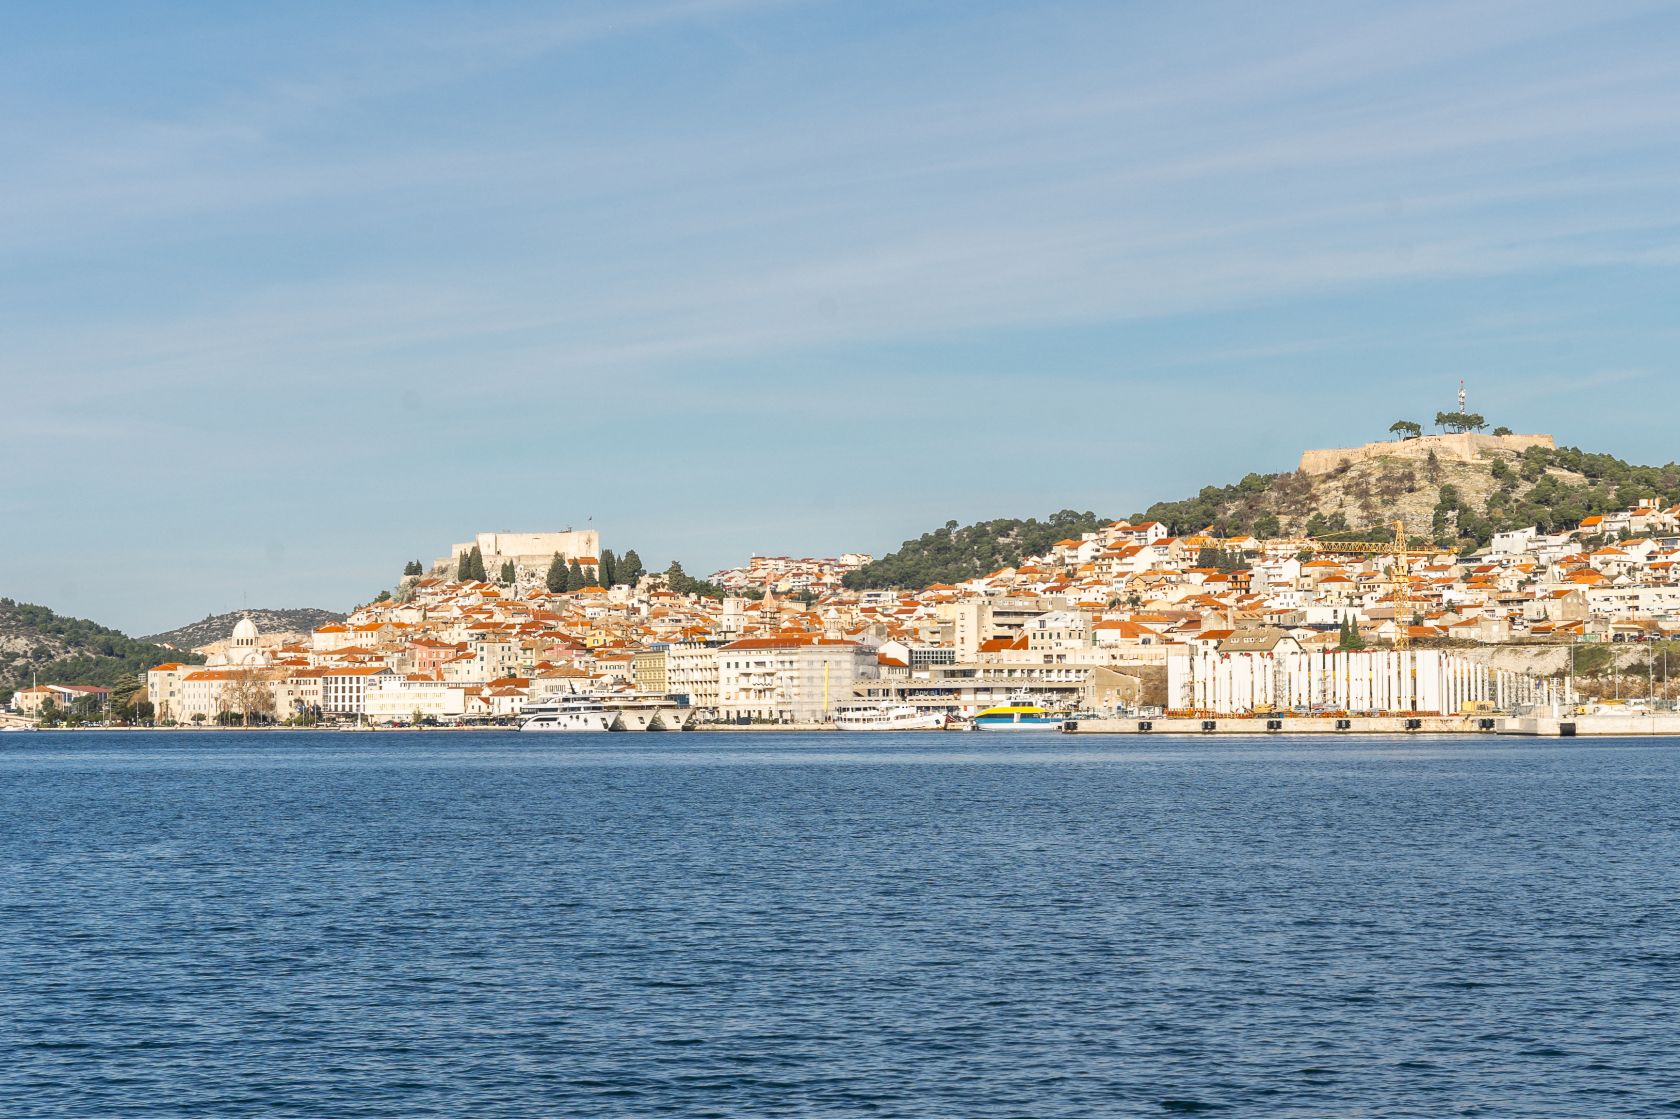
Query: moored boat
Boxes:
[
  {"xmin": 520, "ymin": 695, "xmax": 615, "ymax": 732},
  {"xmin": 971, "ymin": 703, "xmax": 1066, "ymax": 731},
  {"xmin": 519, "ymin": 692, "xmax": 690, "ymax": 732},
  {"xmin": 833, "ymin": 703, "xmax": 948, "ymax": 732}
]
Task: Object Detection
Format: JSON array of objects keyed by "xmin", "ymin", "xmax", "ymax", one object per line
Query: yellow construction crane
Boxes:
[{"xmin": 1293, "ymin": 519, "xmax": 1437, "ymax": 649}]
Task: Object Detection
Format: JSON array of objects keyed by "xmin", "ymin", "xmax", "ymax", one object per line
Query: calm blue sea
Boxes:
[{"xmin": 2, "ymin": 731, "xmax": 1678, "ymax": 1117}]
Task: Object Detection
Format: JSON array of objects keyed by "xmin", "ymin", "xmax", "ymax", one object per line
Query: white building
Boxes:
[
  {"xmin": 364, "ymin": 677, "xmax": 467, "ymax": 724},
  {"xmin": 666, "ymin": 641, "xmax": 723, "ymax": 714},
  {"xmin": 321, "ymin": 666, "xmax": 395, "ymax": 716},
  {"xmin": 1167, "ymin": 648, "xmax": 1553, "ymax": 715},
  {"xmin": 717, "ymin": 636, "xmax": 876, "ymax": 723},
  {"xmin": 204, "ymin": 614, "xmax": 269, "ymax": 668}
]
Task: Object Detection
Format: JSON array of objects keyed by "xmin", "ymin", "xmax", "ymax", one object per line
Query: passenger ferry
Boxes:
[
  {"xmin": 833, "ymin": 703, "xmax": 949, "ymax": 732},
  {"xmin": 519, "ymin": 693, "xmax": 690, "ymax": 733},
  {"xmin": 971, "ymin": 703, "xmax": 1067, "ymax": 731}
]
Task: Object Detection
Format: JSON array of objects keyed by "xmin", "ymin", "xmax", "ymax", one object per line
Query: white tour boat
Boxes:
[{"xmin": 833, "ymin": 703, "xmax": 949, "ymax": 732}]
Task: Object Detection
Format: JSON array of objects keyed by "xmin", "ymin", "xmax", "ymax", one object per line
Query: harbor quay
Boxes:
[{"xmin": 1063, "ymin": 714, "xmax": 1680, "ymax": 736}]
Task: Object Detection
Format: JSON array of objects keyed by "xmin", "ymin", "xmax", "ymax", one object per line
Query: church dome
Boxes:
[{"xmin": 231, "ymin": 615, "xmax": 259, "ymax": 646}]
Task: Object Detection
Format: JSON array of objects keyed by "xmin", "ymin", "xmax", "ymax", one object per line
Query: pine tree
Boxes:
[
  {"xmin": 403, "ymin": 560, "xmax": 422, "ymax": 577},
  {"xmin": 599, "ymin": 549, "xmax": 617, "ymax": 587},
  {"xmin": 621, "ymin": 549, "xmax": 645, "ymax": 587},
  {"xmin": 546, "ymin": 552, "xmax": 568, "ymax": 593}
]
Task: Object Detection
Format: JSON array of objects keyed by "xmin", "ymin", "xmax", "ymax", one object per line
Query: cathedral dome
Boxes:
[{"xmin": 231, "ymin": 615, "xmax": 259, "ymax": 646}]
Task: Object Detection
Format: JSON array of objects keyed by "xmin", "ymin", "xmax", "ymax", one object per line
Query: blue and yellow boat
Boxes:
[{"xmin": 971, "ymin": 703, "xmax": 1065, "ymax": 731}]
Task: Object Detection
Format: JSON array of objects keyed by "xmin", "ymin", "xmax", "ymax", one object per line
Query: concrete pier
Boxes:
[
  {"xmin": 1064, "ymin": 716, "xmax": 1498, "ymax": 735},
  {"xmin": 1066, "ymin": 713, "xmax": 1680, "ymax": 737},
  {"xmin": 1497, "ymin": 713, "xmax": 1680, "ymax": 737}
]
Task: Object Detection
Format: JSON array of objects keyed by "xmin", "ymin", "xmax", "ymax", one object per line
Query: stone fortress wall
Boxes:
[
  {"xmin": 1298, "ymin": 432, "xmax": 1555, "ymax": 476},
  {"xmin": 434, "ymin": 529, "xmax": 603, "ymax": 577}
]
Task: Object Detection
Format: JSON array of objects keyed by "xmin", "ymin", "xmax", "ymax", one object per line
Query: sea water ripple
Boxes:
[{"xmin": 2, "ymin": 731, "xmax": 1678, "ymax": 1117}]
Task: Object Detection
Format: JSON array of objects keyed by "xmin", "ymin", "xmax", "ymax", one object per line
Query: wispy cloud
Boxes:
[{"xmin": 5, "ymin": 0, "xmax": 1680, "ymax": 629}]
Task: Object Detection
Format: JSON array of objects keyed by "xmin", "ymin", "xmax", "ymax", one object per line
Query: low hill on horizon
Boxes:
[
  {"xmin": 142, "ymin": 608, "xmax": 345, "ymax": 652},
  {"xmin": 845, "ymin": 439, "xmax": 1680, "ymax": 590},
  {"xmin": 0, "ymin": 598, "xmax": 201, "ymax": 705}
]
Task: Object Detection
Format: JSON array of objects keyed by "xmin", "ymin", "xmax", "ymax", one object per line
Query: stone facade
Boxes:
[
  {"xmin": 1297, "ymin": 432, "xmax": 1555, "ymax": 476},
  {"xmin": 436, "ymin": 529, "xmax": 603, "ymax": 582},
  {"xmin": 717, "ymin": 637, "xmax": 876, "ymax": 723}
]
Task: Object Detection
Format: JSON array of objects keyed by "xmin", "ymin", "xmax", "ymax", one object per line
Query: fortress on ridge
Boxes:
[
  {"xmin": 1298, "ymin": 432, "xmax": 1555, "ymax": 476},
  {"xmin": 434, "ymin": 529, "xmax": 602, "ymax": 580}
]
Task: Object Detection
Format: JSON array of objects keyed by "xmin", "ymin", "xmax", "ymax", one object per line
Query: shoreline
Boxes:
[{"xmin": 11, "ymin": 718, "xmax": 1680, "ymax": 739}]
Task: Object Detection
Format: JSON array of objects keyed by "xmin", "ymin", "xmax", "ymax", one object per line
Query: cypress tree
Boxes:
[
  {"xmin": 499, "ymin": 560, "xmax": 515, "ymax": 585},
  {"xmin": 546, "ymin": 552, "xmax": 568, "ymax": 593},
  {"xmin": 468, "ymin": 546, "xmax": 487, "ymax": 582},
  {"xmin": 457, "ymin": 550, "xmax": 472, "ymax": 581},
  {"xmin": 568, "ymin": 559, "xmax": 585, "ymax": 589},
  {"xmin": 600, "ymin": 549, "xmax": 617, "ymax": 587},
  {"xmin": 621, "ymin": 549, "xmax": 645, "ymax": 587}
]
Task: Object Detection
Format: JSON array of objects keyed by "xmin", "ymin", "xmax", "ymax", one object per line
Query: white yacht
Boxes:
[
  {"xmin": 833, "ymin": 703, "xmax": 948, "ymax": 732},
  {"xmin": 519, "ymin": 693, "xmax": 690, "ymax": 733},
  {"xmin": 608, "ymin": 693, "xmax": 692, "ymax": 732}
]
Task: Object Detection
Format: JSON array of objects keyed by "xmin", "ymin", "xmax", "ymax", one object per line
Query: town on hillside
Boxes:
[{"xmin": 9, "ymin": 485, "xmax": 1673, "ymax": 729}]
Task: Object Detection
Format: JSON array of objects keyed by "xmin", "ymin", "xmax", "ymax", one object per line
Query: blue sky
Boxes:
[{"xmin": 4, "ymin": 1, "xmax": 1680, "ymax": 634}]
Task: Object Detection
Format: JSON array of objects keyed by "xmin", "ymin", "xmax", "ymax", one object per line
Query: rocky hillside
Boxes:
[
  {"xmin": 142, "ymin": 608, "xmax": 345, "ymax": 652},
  {"xmin": 847, "ymin": 440, "xmax": 1680, "ymax": 590},
  {"xmin": 1138, "ymin": 442, "xmax": 1680, "ymax": 547},
  {"xmin": 0, "ymin": 599, "xmax": 200, "ymax": 704}
]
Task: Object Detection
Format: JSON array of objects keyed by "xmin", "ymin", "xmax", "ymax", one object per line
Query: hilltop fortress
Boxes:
[
  {"xmin": 434, "ymin": 529, "xmax": 602, "ymax": 580},
  {"xmin": 1298, "ymin": 432, "xmax": 1555, "ymax": 476}
]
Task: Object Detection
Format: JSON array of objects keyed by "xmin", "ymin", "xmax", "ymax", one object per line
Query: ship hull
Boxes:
[
  {"xmin": 972, "ymin": 717, "xmax": 1065, "ymax": 731},
  {"xmin": 834, "ymin": 713, "xmax": 947, "ymax": 732}
]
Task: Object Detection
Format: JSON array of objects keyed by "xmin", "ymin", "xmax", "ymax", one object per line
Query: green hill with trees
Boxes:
[
  {"xmin": 843, "ymin": 441, "xmax": 1680, "ymax": 591},
  {"xmin": 1, "ymin": 599, "xmax": 202, "ymax": 706},
  {"xmin": 843, "ymin": 510, "xmax": 1109, "ymax": 589}
]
